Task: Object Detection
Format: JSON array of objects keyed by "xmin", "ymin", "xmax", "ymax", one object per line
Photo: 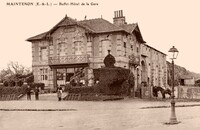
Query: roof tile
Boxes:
[{"xmin": 79, "ymin": 18, "xmax": 125, "ymax": 33}]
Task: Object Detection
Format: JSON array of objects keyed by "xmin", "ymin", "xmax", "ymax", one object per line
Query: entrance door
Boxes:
[
  {"xmin": 56, "ymin": 68, "xmax": 66, "ymax": 86},
  {"xmin": 55, "ymin": 67, "xmax": 86, "ymax": 86},
  {"xmin": 66, "ymin": 68, "xmax": 75, "ymax": 82}
]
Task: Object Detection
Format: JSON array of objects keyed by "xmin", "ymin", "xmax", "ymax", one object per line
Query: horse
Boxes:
[{"xmin": 153, "ymin": 86, "xmax": 171, "ymax": 99}]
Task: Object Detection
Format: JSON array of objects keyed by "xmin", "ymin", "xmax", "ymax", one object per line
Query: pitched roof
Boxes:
[
  {"xmin": 120, "ymin": 23, "xmax": 146, "ymax": 43},
  {"xmin": 26, "ymin": 32, "xmax": 47, "ymax": 41},
  {"xmin": 57, "ymin": 16, "xmax": 77, "ymax": 27},
  {"xmin": 145, "ymin": 44, "xmax": 166, "ymax": 55},
  {"xmin": 120, "ymin": 23, "xmax": 137, "ymax": 33},
  {"xmin": 180, "ymin": 75, "xmax": 194, "ymax": 79},
  {"xmin": 27, "ymin": 16, "xmax": 143, "ymax": 42},
  {"xmin": 79, "ymin": 18, "xmax": 126, "ymax": 33}
]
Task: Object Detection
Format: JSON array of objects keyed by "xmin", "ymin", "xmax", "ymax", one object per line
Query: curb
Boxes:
[
  {"xmin": 140, "ymin": 104, "xmax": 200, "ymax": 109},
  {"xmin": 0, "ymin": 108, "xmax": 77, "ymax": 111}
]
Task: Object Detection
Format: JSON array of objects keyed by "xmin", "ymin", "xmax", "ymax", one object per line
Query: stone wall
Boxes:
[{"xmin": 178, "ymin": 86, "xmax": 200, "ymax": 99}]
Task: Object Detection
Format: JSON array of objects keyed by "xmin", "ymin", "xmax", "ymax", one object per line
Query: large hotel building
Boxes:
[{"xmin": 27, "ymin": 10, "xmax": 167, "ymax": 93}]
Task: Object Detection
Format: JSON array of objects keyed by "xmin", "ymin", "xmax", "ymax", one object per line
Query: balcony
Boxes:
[{"xmin": 48, "ymin": 55, "xmax": 89, "ymax": 65}]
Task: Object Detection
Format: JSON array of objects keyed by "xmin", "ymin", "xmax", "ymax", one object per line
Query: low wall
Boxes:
[
  {"xmin": 141, "ymin": 86, "xmax": 178, "ymax": 99},
  {"xmin": 141, "ymin": 87, "xmax": 151, "ymax": 98},
  {"xmin": 178, "ymin": 86, "xmax": 200, "ymax": 99}
]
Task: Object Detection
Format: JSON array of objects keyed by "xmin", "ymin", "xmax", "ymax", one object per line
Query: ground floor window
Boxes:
[{"xmin": 40, "ymin": 68, "xmax": 48, "ymax": 81}]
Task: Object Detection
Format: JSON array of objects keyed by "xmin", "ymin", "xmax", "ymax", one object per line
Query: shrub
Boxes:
[
  {"xmin": 67, "ymin": 86, "xmax": 95, "ymax": 94},
  {"xmin": 93, "ymin": 67, "xmax": 131, "ymax": 95},
  {"xmin": 3, "ymin": 81, "xmax": 9, "ymax": 87},
  {"xmin": 0, "ymin": 86, "xmax": 27, "ymax": 96}
]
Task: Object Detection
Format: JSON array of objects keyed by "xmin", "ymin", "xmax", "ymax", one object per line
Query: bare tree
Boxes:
[{"xmin": 0, "ymin": 61, "xmax": 32, "ymax": 86}]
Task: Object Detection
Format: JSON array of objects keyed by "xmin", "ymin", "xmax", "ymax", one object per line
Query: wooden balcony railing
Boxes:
[{"xmin": 48, "ymin": 55, "xmax": 89, "ymax": 65}]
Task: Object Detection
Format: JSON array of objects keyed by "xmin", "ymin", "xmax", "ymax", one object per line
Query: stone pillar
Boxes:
[
  {"xmin": 99, "ymin": 41, "xmax": 102, "ymax": 57},
  {"xmin": 53, "ymin": 68, "xmax": 57, "ymax": 88},
  {"xmin": 116, "ymin": 39, "xmax": 122, "ymax": 56},
  {"xmin": 87, "ymin": 67, "xmax": 94, "ymax": 87},
  {"xmin": 87, "ymin": 41, "xmax": 92, "ymax": 57}
]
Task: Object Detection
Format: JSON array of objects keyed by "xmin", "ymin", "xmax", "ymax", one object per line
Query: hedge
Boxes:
[
  {"xmin": 0, "ymin": 86, "xmax": 27, "ymax": 96},
  {"xmin": 66, "ymin": 86, "xmax": 95, "ymax": 94},
  {"xmin": 93, "ymin": 67, "xmax": 131, "ymax": 95}
]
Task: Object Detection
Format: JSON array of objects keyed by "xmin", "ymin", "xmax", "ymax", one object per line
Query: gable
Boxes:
[{"xmin": 51, "ymin": 26, "xmax": 87, "ymax": 42}]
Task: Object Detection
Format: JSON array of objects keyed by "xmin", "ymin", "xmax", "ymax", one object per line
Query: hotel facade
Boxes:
[{"xmin": 27, "ymin": 10, "xmax": 167, "ymax": 93}]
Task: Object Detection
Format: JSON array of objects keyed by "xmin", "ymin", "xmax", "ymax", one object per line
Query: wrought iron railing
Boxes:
[{"xmin": 48, "ymin": 55, "xmax": 89, "ymax": 65}]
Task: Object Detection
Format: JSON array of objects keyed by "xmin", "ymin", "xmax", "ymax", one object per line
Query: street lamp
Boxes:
[{"xmin": 168, "ymin": 46, "xmax": 180, "ymax": 124}]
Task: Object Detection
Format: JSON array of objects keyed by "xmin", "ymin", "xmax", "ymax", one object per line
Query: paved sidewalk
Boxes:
[{"xmin": 0, "ymin": 98, "xmax": 200, "ymax": 130}]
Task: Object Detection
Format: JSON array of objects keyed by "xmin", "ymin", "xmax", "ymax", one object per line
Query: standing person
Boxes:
[
  {"xmin": 57, "ymin": 86, "xmax": 63, "ymax": 101},
  {"xmin": 27, "ymin": 85, "xmax": 31, "ymax": 100},
  {"xmin": 128, "ymin": 74, "xmax": 135, "ymax": 97},
  {"xmin": 34, "ymin": 86, "xmax": 39, "ymax": 100}
]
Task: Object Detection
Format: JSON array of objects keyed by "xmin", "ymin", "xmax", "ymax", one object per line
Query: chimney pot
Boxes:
[
  {"xmin": 116, "ymin": 11, "xmax": 118, "ymax": 17},
  {"xmin": 113, "ymin": 10, "xmax": 126, "ymax": 26}
]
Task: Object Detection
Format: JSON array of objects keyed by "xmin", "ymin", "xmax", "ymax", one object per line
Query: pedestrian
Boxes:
[
  {"xmin": 57, "ymin": 86, "xmax": 63, "ymax": 101},
  {"xmin": 128, "ymin": 74, "xmax": 135, "ymax": 97},
  {"xmin": 34, "ymin": 86, "xmax": 39, "ymax": 100},
  {"xmin": 27, "ymin": 85, "xmax": 31, "ymax": 100}
]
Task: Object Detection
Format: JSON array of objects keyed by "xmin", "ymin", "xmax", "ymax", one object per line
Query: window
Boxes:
[
  {"xmin": 123, "ymin": 42, "xmax": 126, "ymax": 48},
  {"xmin": 74, "ymin": 41, "xmax": 83, "ymax": 55},
  {"xmin": 101, "ymin": 40, "xmax": 111, "ymax": 57},
  {"xmin": 131, "ymin": 45, "xmax": 133, "ymax": 51},
  {"xmin": 58, "ymin": 42, "xmax": 66, "ymax": 56},
  {"xmin": 124, "ymin": 42, "xmax": 126, "ymax": 56},
  {"xmin": 40, "ymin": 68, "xmax": 48, "ymax": 81},
  {"xmin": 40, "ymin": 47, "xmax": 47, "ymax": 61},
  {"xmin": 137, "ymin": 47, "xmax": 139, "ymax": 53}
]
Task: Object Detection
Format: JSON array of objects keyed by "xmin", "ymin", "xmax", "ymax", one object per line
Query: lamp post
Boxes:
[{"xmin": 168, "ymin": 46, "xmax": 180, "ymax": 124}]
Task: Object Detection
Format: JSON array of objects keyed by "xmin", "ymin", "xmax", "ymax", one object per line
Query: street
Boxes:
[{"xmin": 0, "ymin": 96, "xmax": 200, "ymax": 130}]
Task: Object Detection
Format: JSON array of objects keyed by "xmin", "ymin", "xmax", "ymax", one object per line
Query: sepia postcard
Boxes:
[{"xmin": 0, "ymin": 0, "xmax": 200, "ymax": 129}]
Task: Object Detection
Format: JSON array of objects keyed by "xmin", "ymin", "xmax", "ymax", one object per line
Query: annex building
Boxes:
[{"xmin": 27, "ymin": 10, "xmax": 167, "ymax": 94}]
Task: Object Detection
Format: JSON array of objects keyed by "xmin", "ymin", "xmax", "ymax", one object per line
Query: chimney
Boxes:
[{"xmin": 113, "ymin": 10, "xmax": 126, "ymax": 26}]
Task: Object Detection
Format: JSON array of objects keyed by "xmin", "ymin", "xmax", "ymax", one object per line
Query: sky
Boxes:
[{"xmin": 0, "ymin": 0, "xmax": 200, "ymax": 73}]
